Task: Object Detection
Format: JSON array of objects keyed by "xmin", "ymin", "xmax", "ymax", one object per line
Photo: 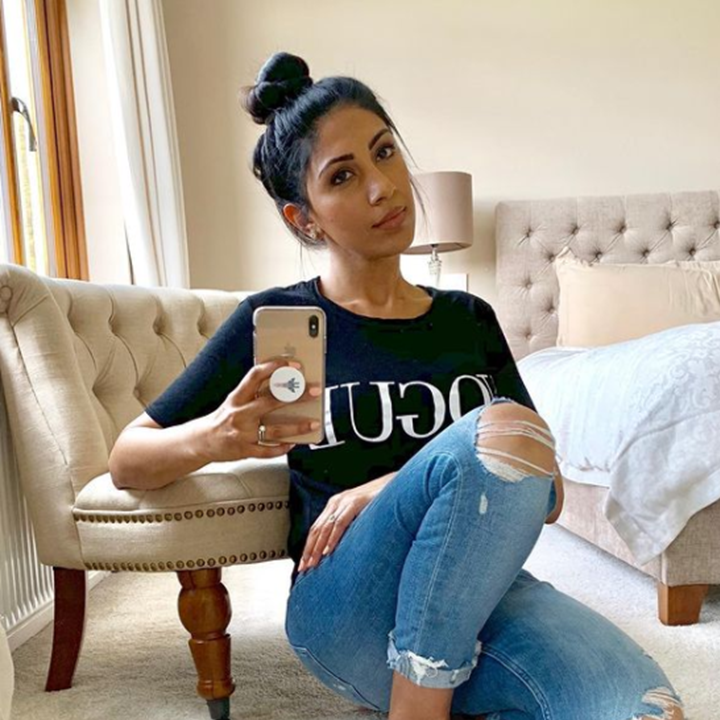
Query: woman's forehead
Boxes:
[{"xmin": 310, "ymin": 106, "xmax": 389, "ymax": 164}]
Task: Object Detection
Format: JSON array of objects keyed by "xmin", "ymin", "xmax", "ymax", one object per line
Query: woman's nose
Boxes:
[{"xmin": 367, "ymin": 166, "xmax": 396, "ymax": 205}]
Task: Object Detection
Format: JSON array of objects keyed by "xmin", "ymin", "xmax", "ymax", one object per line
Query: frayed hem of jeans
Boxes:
[{"xmin": 386, "ymin": 629, "xmax": 482, "ymax": 689}]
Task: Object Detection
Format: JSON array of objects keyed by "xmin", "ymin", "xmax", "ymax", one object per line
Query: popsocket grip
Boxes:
[{"xmin": 269, "ymin": 366, "xmax": 306, "ymax": 402}]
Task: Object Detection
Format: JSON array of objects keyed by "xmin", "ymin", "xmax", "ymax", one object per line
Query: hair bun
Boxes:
[{"xmin": 243, "ymin": 52, "xmax": 313, "ymax": 125}]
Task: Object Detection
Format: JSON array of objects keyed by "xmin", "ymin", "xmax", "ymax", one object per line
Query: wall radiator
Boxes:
[
  {"xmin": 0, "ymin": 389, "xmax": 55, "ymax": 651},
  {"xmin": 0, "ymin": 387, "xmax": 109, "ymax": 653}
]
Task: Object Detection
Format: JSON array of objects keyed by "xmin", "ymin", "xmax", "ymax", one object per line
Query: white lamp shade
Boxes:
[{"xmin": 405, "ymin": 171, "xmax": 474, "ymax": 255}]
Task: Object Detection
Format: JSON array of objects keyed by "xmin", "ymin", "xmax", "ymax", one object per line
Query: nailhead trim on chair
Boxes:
[
  {"xmin": 82, "ymin": 548, "xmax": 288, "ymax": 572},
  {"xmin": 72, "ymin": 500, "xmax": 290, "ymax": 524}
]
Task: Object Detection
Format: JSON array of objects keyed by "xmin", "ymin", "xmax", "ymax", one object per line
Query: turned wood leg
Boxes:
[
  {"xmin": 177, "ymin": 568, "xmax": 235, "ymax": 719},
  {"xmin": 46, "ymin": 567, "xmax": 87, "ymax": 691},
  {"xmin": 657, "ymin": 581, "xmax": 709, "ymax": 625}
]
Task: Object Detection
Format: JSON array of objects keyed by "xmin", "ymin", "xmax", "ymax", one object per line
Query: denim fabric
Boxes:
[{"xmin": 284, "ymin": 397, "xmax": 683, "ymax": 719}]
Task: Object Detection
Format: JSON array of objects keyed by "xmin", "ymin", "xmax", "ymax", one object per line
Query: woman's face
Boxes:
[{"xmin": 293, "ymin": 105, "xmax": 416, "ymax": 258}]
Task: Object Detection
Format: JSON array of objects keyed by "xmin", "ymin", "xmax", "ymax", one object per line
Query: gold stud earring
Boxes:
[{"xmin": 307, "ymin": 227, "xmax": 320, "ymax": 240}]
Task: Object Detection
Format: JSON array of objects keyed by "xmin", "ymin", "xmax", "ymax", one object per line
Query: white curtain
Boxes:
[{"xmin": 99, "ymin": 0, "xmax": 189, "ymax": 288}]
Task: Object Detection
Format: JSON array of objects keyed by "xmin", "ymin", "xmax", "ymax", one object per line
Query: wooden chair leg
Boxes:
[
  {"xmin": 46, "ymin": 567, "xmax": 87, "ymax": 691},
  {"xmin": 657, "ymin": 581, "xmax": 709, "ymax": 626},
  {"xmin": 177, "ymin": 568, "xmax": 235, "ymax": 720}
]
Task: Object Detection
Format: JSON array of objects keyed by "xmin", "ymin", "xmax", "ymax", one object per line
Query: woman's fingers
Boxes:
[
  {"xmin": 299, "ymin": 521, "xmax": 333, "ymax": 572},
  {"xmin": 320, "ymin": 514, "xmax": 350, "ymax": 558},
  {"xmin": 299, "ymin": 507, "xmax": 351, "ymax": 572}
]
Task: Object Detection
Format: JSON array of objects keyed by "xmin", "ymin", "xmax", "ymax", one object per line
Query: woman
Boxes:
[{"xmin": 117, "ymin": 51, "xmax": 685, "ymax": 720}]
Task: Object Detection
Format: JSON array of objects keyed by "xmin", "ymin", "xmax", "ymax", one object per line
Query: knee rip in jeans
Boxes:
[
  {"xmin": 474, "ymin": 406, "xmax": 557, "ymax": 498},
  {"xmin": 629, "ymin": 686, "xmax": 685, "ymax": 719}
]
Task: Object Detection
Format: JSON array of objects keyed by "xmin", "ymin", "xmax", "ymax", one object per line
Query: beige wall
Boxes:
[{"xmin": 73, "ymin": 1, "xmax": 720, "ymax": 303}]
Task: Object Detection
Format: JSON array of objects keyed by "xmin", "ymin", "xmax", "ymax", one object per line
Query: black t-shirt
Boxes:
[{"xmin": 144, "ymin": 276, "xmax": 536, "ymax": 587}]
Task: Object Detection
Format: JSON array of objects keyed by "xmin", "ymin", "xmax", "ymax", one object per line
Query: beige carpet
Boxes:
[{"xmin": 10, "ymin": 524, "xmax": 720, "ymax": 720}]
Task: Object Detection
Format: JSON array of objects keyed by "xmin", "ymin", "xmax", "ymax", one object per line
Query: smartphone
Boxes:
[{"xmin": 252, "ymin": 306, "xmax": 326, "ymax": 445}]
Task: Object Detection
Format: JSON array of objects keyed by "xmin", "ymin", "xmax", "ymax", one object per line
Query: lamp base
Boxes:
[{"xmin": 428, "ymin": 246, "xmax": 442, "ymax": 287}]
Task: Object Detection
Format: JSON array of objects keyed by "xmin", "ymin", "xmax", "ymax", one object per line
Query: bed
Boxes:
[{"xmin": 494, "ymin": 189, "xmax": 720, "ymax": 625}]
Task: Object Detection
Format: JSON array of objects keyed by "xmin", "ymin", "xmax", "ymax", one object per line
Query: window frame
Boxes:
[{"xmin": 0, "ymin": 0, "xmax": 87, "ymax": 280}]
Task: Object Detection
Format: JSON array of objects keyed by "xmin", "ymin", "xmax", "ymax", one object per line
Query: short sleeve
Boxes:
[
  {"xmin": 144, "ymin": 297, "xmax": 256, "ymax": 428},
  {"xmin": 475, "ymin": 299, "xmax": 537, "ymax": 412}
]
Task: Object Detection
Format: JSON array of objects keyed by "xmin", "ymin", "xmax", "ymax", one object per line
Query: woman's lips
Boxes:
[{"xmin": 373, "ymin": 207, "xmax": 407, "ymax": 230}]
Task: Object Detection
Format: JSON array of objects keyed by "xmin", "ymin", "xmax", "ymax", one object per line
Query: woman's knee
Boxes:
[
  {"xmin": 475, "ymin": 401, "xmax": 556, "ymax": 482},
  {"xmin": 633, "ymin": 687, "xmax": 685, "ymax": 720}
]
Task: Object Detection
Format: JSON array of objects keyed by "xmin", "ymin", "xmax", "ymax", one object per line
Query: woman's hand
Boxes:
[
  {"xmin": 206, "ymin": 358, "xmax": 320, "ymax": 462},
  {"xmin": 298, "ymin": 471, "xmax": 397, "ymax": 573}
]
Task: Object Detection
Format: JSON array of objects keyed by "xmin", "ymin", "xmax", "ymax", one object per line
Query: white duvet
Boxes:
[{"xmin": 517, "ymin": 321, "xmax": 720, "ymax": 565}]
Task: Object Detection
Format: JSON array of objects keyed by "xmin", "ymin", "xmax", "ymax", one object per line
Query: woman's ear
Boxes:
[{"xmin": 283, "ymin": 203, "xmax": 309, "ymax": 235}]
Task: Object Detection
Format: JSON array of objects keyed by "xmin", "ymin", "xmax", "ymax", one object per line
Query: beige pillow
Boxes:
[{"xmin": 554, "ymin": 246, "xmax": 720, "ymax": 347}]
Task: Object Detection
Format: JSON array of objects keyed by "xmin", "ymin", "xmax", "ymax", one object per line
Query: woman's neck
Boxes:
[{"xmin": 317, "ymin": 270, "xmax": 431, "ymax": 320}]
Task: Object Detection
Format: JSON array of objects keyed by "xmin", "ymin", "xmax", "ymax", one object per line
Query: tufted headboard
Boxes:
[{"xmin": 494, "ymin": 189, "xmax": 720, "ymax": 362}]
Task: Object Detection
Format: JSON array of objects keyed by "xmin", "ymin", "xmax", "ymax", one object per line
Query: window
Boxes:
[{"xmin": 0, "ymin": 0, "xmax": 86, "ymax": 279}]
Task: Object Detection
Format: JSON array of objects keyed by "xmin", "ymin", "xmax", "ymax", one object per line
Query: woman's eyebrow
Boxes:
[{"xmin": 317, "ymin": 127, "xmax": 392, "ymax": 179}]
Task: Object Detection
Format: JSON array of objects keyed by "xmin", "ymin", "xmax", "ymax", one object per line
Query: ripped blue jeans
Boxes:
[{"xmin": 284, "ymin": 397, "xmax": 684, "ymax": 719}]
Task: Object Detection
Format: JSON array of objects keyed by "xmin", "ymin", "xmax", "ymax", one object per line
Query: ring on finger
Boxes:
[{"xmin": 327, "ymin": 511, "xmax": 338, "ymax": 523}]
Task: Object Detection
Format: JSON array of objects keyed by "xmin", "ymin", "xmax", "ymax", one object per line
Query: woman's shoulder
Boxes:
[
  {"xmin": 430, "ymin": 287, "xmax": 494, "ymax": 318},
  {"xmin": 241, "ymin": 279, "xmax": 315, "ymax": 308}
]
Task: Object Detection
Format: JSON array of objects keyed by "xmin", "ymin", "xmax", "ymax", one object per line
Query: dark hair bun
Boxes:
[{"xmin": 243, "ymin": 52, "xmax": 313, "ymax": 125}]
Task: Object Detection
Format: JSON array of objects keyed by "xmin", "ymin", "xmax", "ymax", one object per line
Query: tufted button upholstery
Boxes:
[
  {"xmin": 0, "ymin": 262, "xmax": 290, "ymax": 710},
  {"xmin": 548, "ymin": 254, "xmax": 555, "ymax": 262},
  {"xmin": 689, "ymin": 248, "xmax": 696, "ymax": 257},
  {"xmin": 595, "ymin": 252, "xmax": 603, "ymax": 260},
  {"xmin": 642, "ymin": 249, "xmax": 650, "ymax": 258},
  {"xmin": 0, "ymin": 285, "xmax": 11, "ymax": 313},
  {"xmin": 715, "ymin": 220, "xmax": 720, "ymax": 229},
  {"xmin": 618, "ymin": 224, "xmax": 627, "ymax": 233}
]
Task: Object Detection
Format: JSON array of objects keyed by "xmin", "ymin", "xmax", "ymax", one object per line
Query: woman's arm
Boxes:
[{"xmin": 109, "ymin": 414, "xmax": 215, "ymax": 490}]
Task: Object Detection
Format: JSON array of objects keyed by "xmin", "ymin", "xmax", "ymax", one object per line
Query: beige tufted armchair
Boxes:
[{"xmin": 0, "ymin": 262, "xmax": 293, "ymax": 720}]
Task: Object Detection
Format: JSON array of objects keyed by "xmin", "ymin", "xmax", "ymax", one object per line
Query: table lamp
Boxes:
[{"xmin": 404, "ymin": 171, "xmax": 474, "ymax": 288}]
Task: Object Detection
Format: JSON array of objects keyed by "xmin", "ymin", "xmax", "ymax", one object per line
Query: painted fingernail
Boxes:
[
  {"xmin": 288, "ymin": 360, "xmax": 302, "ymax": 369},
  {"xmin": 310, "ymin": 421, "xmax": 321, "ymax": 430},
  {"xmin": 322, "ymin": 546, "xmax": 330, "ymax": 555},
  {"xmin": 309, "ymin": 386, "xmax": 322, "ymax": 396}
]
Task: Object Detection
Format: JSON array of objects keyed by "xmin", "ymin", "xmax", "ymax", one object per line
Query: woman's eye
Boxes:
[
  {"xmin": 329, "ymin": 144, "xmax": 396, "ymax": 185},
  {"xmin": 377, "ymin": 143, "xmax": 396, "ymax": 160},
  {"xmin": 331, "ymin": 169, "xmax": 352, "ymax": 186}
]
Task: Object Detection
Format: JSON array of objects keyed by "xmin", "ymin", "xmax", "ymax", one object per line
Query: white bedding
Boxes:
[{"xmin": 517, "ymin": 321, "xmax": 720, "ymax": 565}]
